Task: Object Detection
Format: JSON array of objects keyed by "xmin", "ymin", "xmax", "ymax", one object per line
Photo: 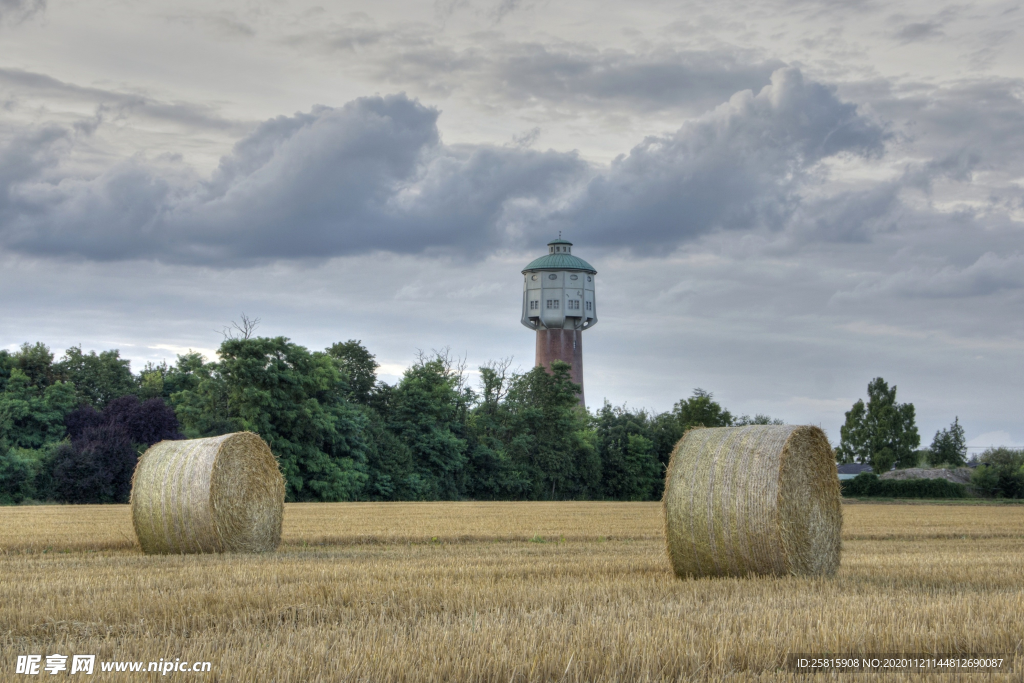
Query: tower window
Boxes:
[
  {"xmin": 570, "ymin": 274, "xmax": 578, "ymax": 280},
  {"xmin": 529, "ymin": 300, "xmax": 539, "ymax": 310},
  {"xmin": 586, "ymin": 301, "xmax": 592, "ymax": 310},
  {"xmin": 548, "ymin": 273, "xmax": 557, "ymax": 280},
  {"xmin": 546, "ymin": 300, "xmax": 559, "ymax": 309}
]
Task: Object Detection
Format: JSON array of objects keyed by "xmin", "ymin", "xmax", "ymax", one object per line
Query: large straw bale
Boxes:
[
  {"xmin": 663, "ymin": 425, "xmax": 841, "ymax": 578},
  {"xmin": 130, "ymin": 432, "xmax": 284, "ymax": 554}
]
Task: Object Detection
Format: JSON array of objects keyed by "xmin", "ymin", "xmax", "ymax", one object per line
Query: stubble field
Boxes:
[{"xmin": 2, "ymin": 502, "xmax": 1023, "ymax": 681}]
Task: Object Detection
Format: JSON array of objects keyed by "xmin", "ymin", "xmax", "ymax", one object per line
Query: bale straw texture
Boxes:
[
  {"xmin": 663, "ymin": 425, "xmax": 841, "ymax": 578},
  {"xmin": 130, "ymin": 432, "xmax": 284, "ymax": 554}
]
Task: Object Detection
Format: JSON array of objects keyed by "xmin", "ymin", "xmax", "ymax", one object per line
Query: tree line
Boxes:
[
  {"xmin": 0, "ymin": 337, "xmax": 779, "ymax": 505},
  {"xmin": 3, "ymin": 339, "xmax": 1019, "ymax": 503}
]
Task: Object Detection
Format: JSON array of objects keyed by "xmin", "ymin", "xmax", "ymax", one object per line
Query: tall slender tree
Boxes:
[
  {"xmin": 837, "ymin": 377, "xmax": 920, "ymax": 472},
  {"xmin": 930, "ymin": 417, "xmax": 967, "ymax": 466}
]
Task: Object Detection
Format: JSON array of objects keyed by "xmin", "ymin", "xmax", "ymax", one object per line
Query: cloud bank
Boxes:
[
  {"xmin": 0, "ymin": 0, "xmax": 44, "ymax": 25},
  {"xmin": 0, "ymin": 67, "xmax": 893, "ymax": 263}
]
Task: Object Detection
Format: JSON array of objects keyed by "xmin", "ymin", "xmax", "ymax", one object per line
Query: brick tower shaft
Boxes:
[{"xmin": 535, "ymin": 328, "xmax": 584, "ymax": 405}]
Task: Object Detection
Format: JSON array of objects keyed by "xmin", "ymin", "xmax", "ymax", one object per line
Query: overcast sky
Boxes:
[{"xmin": 1, "ymin": 0, "xmax": 1022, "ymax": 449}]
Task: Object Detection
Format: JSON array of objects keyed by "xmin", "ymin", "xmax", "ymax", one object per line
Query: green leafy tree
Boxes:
[
  {"xmin": 169, "ymin": 355, "xmax": 234, "ymax": 438},
  {"xmin": 970, "ymin": 448, "xmax": 1024, "ymax": 498},
  {"xmin": 572, "ymin": 427, "xmax": 601, "ymax": 499},
  {"xmin": 386, "ymin": 352, "xmax": 472, "ymax": 500},
  {"xmin": 326, "ymin": 340, "xmax": 379, "ymax": 405},
  {"xmin": 673, "ymin": 389, "xmax": 734, "ymax": 430},
  {"xmin": 141, "ymin": 352, "xmax": 208, "ymax": 402},
  {"xmin": 0, "ymin": 448, "xmax": 45, "ymax": 504},
  {"xmin": 54, "ymin": 346, "xmax": 137, "ymax": 408},
  {"xmin": 736, "ymin": 414, "xmax": 785, "ymax": 426},
  {"xmin": 498, "ymin": 361, "xmax": 596, "ymax": 500},
  {"xmin": 930, "ymin": 417, "xmax": 967, "ymax": 467},
  {"xmin": 463, "ymin": 360, "xmax": 533, "ymax": 500},
  {"xmin": 836, "ymin": 377, "xmax": 920, "ymax": 473},
  {"xmin": 0, "ymin": 350, "xmax": 13, "ymax": 393},
  {"xmin": 619, "ymin": 433, "xmax": 660, "ymax": 500},
  {"xmin": 354, "ymin": 375, "xmax": 437, "ymax": 502},
  {"xmin": 362, "ymin": 409, "xmax": 423, "ymax": 500},
  {"xmin": 12, "ymin": 342, "xmax": 55, "ymax": 388},
  {"xmin": 594, "ymin": 403, "xmax": 660, "ymax": 500},
  {"xmin": 648, "ymin": 411, "xmax": 684, "ymax": 474},
  {"xmin": 173, "ymin": 337, "xmax": 369, "ymax": 501},
  {"xmin": 0, "ymin": 369, "xmax": 77, "ymax": 451}
]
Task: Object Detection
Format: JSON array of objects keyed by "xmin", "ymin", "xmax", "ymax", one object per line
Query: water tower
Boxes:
[{"xmin": 521, "ymin": 237, "xmax": 597, "ymax": 405}]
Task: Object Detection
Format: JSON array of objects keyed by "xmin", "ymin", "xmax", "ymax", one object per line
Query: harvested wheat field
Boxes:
[{"xmin": 2, "ymin": 502, "xmax": 1023, "ymax": 681}]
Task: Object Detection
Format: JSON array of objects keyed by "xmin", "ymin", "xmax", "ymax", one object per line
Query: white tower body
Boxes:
[{"xmin": 520, "ymin": 239, "xmax": 597, "ymax": 332}]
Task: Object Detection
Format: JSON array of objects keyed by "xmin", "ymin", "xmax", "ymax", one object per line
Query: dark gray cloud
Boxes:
[
  {"xmin": 0, "ymin": 69, "xmax": 248, "ymax": 132},
  {"xmin": 0, "ymin": 68, "xmax": 891, "ymax": 263},
  {"xmin": 899, "ymin": 80, "xmax": 1024, "ymax": 166},
  {"xmin": 558, "ymin": 68, "xmax": 887, "ymax": 249},
  {"xmin": 161, "ymin": 11, "xmax": 257, "ymax": 38},
  {"xmin": 0, "ymin": 125, "xmax": 66, "ymax": 190},
  {"xmin": 288, "ymin": 25, "xmax": 785, "ymax": 114},
  {"xmin": 836, "ymin": 76, "xmax": 1024, "ymax": 222},
  {"xmin": 0, "ymin": 0, "xmax": 43, "ymax": 24},
  {"xmin": 790, "ymin": 183, "xmax": 903, "ymax": 243},
  {"xmin": 0, "ymin": 93, "xmax": 587, "ymax": 261},
  {"xmin": 845, "ymin": 77, "xmax": 1024, "ymax": 167},
  {"xmin": 848, "ymin": 251, "xmax": 1024, "ymax": 299},
  {"xmin": 894, "ymin": 21, "xmax": 945, "ymax": 43},
  {"xmin": 471, "ymin": 44, "xmax": 786, "ymax": 113},
  {"xmin": 179, "ymin": 96, "xmax": 584, "ymax": 259},
  {"xmin": 889, "ymin": 7, "xmax": 960, "ymax": 44}
]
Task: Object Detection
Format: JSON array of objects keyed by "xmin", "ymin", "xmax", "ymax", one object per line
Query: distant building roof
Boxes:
[{"xmin": 837, "ymin": 463, "xmax": 873, "ymax": 475}]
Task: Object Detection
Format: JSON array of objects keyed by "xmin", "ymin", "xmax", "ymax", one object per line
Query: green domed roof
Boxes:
[{"xmin": 522, "ymin": 252, "xmax": 596, "ymax": 273}]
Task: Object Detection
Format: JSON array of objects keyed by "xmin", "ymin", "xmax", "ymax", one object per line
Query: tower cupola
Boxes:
[{"xmin": 548, "ymin": 239, "xmax": 572, "ymax": 255}]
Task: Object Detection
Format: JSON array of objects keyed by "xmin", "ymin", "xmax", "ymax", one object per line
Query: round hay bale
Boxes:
[
  {"xmin": 663, "ymin": 425, "xmax": 841, "ymax": 578},
  {"xmin": 130, "ymin": 432, "xmax": 285, "ymax": 554}
]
